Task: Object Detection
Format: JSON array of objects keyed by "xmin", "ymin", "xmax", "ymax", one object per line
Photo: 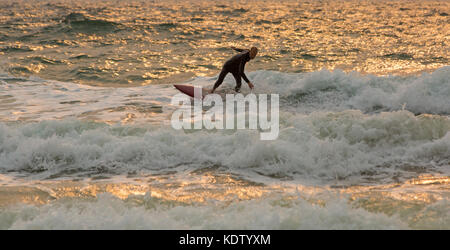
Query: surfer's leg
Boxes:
[
  {"xmin": 212, "ymin": 69, "xmax": 228, "ymax": 92},
  {"xmin": 232, "ymin": 72, "xmax": 242, "ymax": 92}
]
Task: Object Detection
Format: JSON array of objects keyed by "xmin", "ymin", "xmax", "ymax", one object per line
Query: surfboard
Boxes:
[
  {"xmin": 174, "ymin": 84, "xmax": 211, "ymax": 99},
  {"xmin": 174, "ymin": 84, "xmax": 248, "ymax": 99}
]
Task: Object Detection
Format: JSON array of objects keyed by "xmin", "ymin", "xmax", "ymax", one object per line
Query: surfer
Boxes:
[{"xmin": 211, "ymin": 46, "xmax": 258, "ymax": 93}]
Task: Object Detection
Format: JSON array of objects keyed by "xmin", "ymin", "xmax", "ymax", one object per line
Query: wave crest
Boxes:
[
  {"xmin": 62, "ymin": 12, "xmax": 120, "ymax": 32},
  {"xmin": 250, "ymin": 67, "xmax": 450, "ymax": 115}
]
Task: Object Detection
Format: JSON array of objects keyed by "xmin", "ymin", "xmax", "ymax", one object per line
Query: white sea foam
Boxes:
[
  {"xmin": 250, "ymin": 66, "xmax": 450, "ymax": 114},
  {"xmin": 3, "ymin": 191, "xmax": 448, "ymax": 230},
  {"xmin": 0, "ymin": 68, "xmax": 449, "ymax": 181},
  {"xmin": 0, "ymin": 193, "xmax": 412, "ymax": 230},
  {"xmin": 0, "ymin": 110, "xmax": 448, "ymax": 182}
]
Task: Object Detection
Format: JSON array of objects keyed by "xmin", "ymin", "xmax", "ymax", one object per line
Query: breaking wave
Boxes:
[
  {"xmin": 249, "ymin": 66, "xmax": 450, "ymax": 115},
  {"xmin": 0, "ymin": 110, "xmax": 448, "ymax": 182}
]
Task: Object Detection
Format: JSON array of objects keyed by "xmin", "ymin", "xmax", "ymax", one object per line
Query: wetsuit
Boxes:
[{"xmin": 213, "ymin": 48, "xmax": 251, "ymax": 92}]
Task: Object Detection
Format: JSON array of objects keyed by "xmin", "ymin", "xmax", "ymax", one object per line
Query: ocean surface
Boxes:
[{"xmin": 0, "ymin": 0, "xmax": 449, "ymax": 229}]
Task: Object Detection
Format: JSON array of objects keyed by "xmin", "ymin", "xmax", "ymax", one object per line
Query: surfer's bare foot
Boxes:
[
  {"xmin": 248, "ymin": 82, "xmax": 254, "ymax": 89},
  {"xmin": 210, "ymin": 89, "xmax": 215, "ymax": 94}
]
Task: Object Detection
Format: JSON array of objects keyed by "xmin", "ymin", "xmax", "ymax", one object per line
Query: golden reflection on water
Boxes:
[
  {"xmin": 0, "ymin": 172, "xmax": 448, "ymax": 216},
  {"xmin": 0, "ymin": 0, "xmax": 448, "ymax": 86}
]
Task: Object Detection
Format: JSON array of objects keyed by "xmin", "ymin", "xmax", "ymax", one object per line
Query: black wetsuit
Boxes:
[{"xmin": 213, "ymin": 48, "xmax": 251, "ymax": 92}]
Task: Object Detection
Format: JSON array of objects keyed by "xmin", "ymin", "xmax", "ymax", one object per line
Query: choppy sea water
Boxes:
[{"xmin": 0, "ymin": 0, "xmax": 449, "ymax": 229}]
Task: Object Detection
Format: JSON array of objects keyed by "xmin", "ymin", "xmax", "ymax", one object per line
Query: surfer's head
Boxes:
[{"xmin": 249, "ymin": 47, "xmax": 258, "ymax": 59}]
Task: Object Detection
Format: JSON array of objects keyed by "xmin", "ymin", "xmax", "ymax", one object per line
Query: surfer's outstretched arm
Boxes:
[
  {"xmin": 239, "ymin": 60, "xmax": 254, "ymax": 89},
  {"xmin": 239, "ymin": 60, "xmax": 250, "ymax": 83},
  {"xmin": 241, "ymin": 72, "xmax": 250, "ymax": 84},
  {"xmin": 231, "ymin": 46, "xmax": 249, "ymax": 53}
]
